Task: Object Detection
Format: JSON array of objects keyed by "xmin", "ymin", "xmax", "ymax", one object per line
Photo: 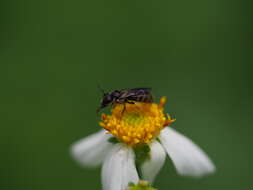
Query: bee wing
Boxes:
[
  {"xmin": 126, "ymin": 88, "xmax": 153, "ymax": 102},
  {"xmin": 120, "ymin": 88, "xmax": 151, "ymax": 92},
  {"xmin": 128, "ymin": 88, "xmax": 152, "ymax": 92},
  {"xmin": 124, "ymin": 88, "xmax": 152, "ymax": 96}
]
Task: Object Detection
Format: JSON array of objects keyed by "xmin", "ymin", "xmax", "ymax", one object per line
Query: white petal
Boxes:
[
  {"xmin": 141, "ymin": 140, "xmax": 166, "ymax": 184},
  {"xmin": 70, "ymin": 129, "xmax": 113, "ymax": 167},
  {"xmin": 102, "ymin": 144, "xmax": 139, "ymax": 190},
  {"xmin": 159, "ymin": 127, "xmax": 216, "ymax": 177}
]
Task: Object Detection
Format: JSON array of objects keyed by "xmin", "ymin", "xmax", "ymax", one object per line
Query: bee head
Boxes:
[
  {"xmin": 96, "ymin": 93, "xmax": 113, "ymax": 114},
  {"xmin": 101, "ymin": 93, "xmax": 113, "ymax": 107},
  {"xmin": 96, "ymin": 88, "xmax": 121, "ymax": 114},
  {"xmin": 101, "ymin": 90, "xmax": 120, "ymax": 106},
  {"xmin": 110, "ymin": 90, "xmax": 121, "ymax": 97}
]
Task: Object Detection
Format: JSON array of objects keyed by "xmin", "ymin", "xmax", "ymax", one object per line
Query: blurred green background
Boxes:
[{"xmin": 0, "ymin": 0, "xmax": 252, "ymax": 190}]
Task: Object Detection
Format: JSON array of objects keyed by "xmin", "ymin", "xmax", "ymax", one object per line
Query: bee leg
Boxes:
[
  {"xmin": 120, "ymin": 104, "xmax": 126, "ymax": 117},
  {"xmin": 126, "ymin": 100, "xmax": 135, "ymax": 104}
]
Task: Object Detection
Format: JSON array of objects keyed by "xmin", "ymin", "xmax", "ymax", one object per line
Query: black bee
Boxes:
[{"xmin": 97, "ymin": 88, "xmax": 153, "ymax": 113}]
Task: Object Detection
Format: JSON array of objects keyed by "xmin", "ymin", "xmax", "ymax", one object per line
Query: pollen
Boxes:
[{"xmin": 99, "ymin": 97, "xmax": 175, "ymax": 146}]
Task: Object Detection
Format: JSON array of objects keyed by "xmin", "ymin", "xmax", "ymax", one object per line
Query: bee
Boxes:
[{"xmin": 97, "ymin": 88, "xmax": 153, "ymax": 113}]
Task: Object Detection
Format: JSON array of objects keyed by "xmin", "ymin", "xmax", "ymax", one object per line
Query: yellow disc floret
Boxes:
[{"xmin": 99, "ymin": 97, "xmax": 175, "ymax": 146}]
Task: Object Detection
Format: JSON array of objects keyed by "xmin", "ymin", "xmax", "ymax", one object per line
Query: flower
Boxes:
[
  {"xmin": 70, "ymin": 97, "xmax": 215, "ymax": 190},
  {"xmin": 128, "ymin": 180, "xmax": 157, "ymax": 190}
]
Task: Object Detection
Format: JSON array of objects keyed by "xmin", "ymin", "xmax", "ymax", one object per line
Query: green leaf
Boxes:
[
  {"xmin": 133, "ymin": 144, "xmax": 151, "ymax": 178},
  {"xmin": 108, "ymin": 137, "xmax": 119, "ymax": 144},
  {"xmin": 134, "ymin": 144, "xmax": 151, "ymax": 166}
]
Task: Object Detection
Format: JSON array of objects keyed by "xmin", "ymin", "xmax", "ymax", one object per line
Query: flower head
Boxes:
[
  {"xmin": 71, "ymin": 96, "xmax": 216, "ymax": 190},
  {"xmin": 100, "ymin": 97, "xmax": 175, "ymax": 146},
  {"xmin": 128, "ymin": 180, "xmax": 157, "ymax": 190}
]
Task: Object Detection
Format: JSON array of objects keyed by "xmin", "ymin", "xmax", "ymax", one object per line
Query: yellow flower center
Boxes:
[{"xmin": 99, "ymin": 97, "xmax": 175, "ymax": 146}]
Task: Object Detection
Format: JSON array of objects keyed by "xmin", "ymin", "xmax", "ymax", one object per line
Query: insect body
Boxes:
[{"xmin": 97, "ymin": 88, "xmax": 153, "ymax": 113}]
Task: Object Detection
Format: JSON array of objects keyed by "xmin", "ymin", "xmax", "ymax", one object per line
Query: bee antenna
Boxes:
[{"xmin": 97, "ymin": 84, "xmax": 106, "ymax": 95}]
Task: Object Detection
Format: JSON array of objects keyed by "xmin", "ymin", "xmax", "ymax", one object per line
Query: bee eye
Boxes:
[
  {"xmin": 106, "ymin": 96, "xmax": 112, "ymax": 101},
  {"xmin": 102, "ymin": 95, "xmax": 112, "ymax": 105}
]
